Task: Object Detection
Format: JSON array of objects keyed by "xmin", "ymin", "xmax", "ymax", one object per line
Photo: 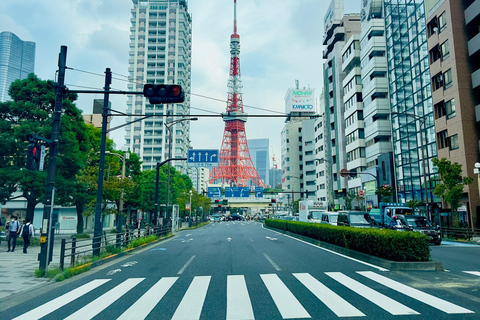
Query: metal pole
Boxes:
[
  {"xmin": 420, "ymin": 119, "xmax": 429, "ymax": 219},
  {"xmin": 166, "ymin": 125, "xmax": 172, "ymax": 225},
  {"xmin": 117, "ymin": 153, "xmax": 126, "ymax": 233},
  {"xmin": 38, "ymin": 46, "xmax": 66, "ymax": 271},
  {"xmin": 45, "ymin": 187, "xmax": 56, "ymax": 271},
  {"xmin": 93, "ymin": 68, "xmax": 112, "ymax": 256},
  {"xmin": 154, "ymin": 162, "xmax": 160, "ymax": 225}
]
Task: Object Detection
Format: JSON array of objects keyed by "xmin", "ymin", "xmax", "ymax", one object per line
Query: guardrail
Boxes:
[
  {"xmin": 59, "ymin": 225, "xmax": 171, "ymax": 270},
  {"xmin": 440, "ymin": 226, "xmax": 480, "ymax": 241}
]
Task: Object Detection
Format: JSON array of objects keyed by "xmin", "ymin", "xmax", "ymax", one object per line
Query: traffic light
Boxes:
[
  {"xmin": 143, "ymin": 84, "xmax": 185, "ymax": 104},
  {"xmin": 271, "ymin": 199, "xmax": 276, "ymax": 203},
  {"xmin": 214, "ymin": 199, "xmax": 220, "ymax": 204},
  {"xmin": 269, "ymin": 203, "xmax": 273, "ymax": 206},
  {"xmin": 26, "ymin": 143, "xmax": 41, "ymax": 170},
  {"xmin": 222, "ymin": 199, "xmax": 228, "ymax": 205}
]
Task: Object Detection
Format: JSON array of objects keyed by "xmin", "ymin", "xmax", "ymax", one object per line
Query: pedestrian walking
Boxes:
[
  {"xmin": 20, "ymin": 218, "xmax": 35, "ymax": 253},
  {"xmin": 7, "ymin": 215, "xmax": 21, "ymax": 252}
]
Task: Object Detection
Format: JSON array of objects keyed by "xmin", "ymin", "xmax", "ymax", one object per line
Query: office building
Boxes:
[
  {"xmin": 83, "ymin": 99, "xmax": 111, "ymax": 134},
  {"xmin": 189, "ymin": 167, "xmax": 210, "ymax": 195},
  {"xmin": 269, "ymin": 167, "xmax": 282, "ymax": 189},
  {"xmin": 425, "ymin": 0, "xmax": 480, "ymax": 226},
  {"xmin": 247, "ymin": 139, "xmax": 270, "ymax": 187},
  {"xmin": 0, "ymin": 31, "xmax": 35, "ymax": 102},
  {"xmin": 315, "ymin": 90, "xmax": 328, "ymax": 203},
  {"xmin": 125, "ymin": 0, "xmax": 192, "ymax": 172}
]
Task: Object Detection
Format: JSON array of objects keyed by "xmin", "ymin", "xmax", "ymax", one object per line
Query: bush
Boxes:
[
  {"xmin": 16, "ymin": 237, "xmax": 41, "ymax": 246},
  {"xmin": 265, "ymin": 219, "xmax": 430, "ymax": 262},
  {"xmin": 127, "ymin": 235, "xmax": 158, "ymax": 249},
  {"xmin": 71, "ymin": 233, "xmax": 90, "ymax": 239}
]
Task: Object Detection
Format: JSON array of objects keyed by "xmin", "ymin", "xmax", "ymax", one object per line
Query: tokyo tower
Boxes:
[{"xmin": 209, "ymin": 0, "xmax": 266, "ymax": 188}]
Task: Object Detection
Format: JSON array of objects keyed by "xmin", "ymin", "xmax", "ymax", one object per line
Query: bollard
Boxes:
[{"xmin": 60, "ymin": 239, "xmax": 66, "ymax": 270}]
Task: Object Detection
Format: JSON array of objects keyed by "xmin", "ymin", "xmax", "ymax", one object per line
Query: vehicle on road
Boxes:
[
  {"xmin": 320, "ymin": 212, "xmax": 338, "ymax": 226},
  {"xmin": 298, "ymin": 200, "xmax": 328, "ymax": 223},
  {"xmin": 228, "ymin": 214, "xmax": 244, "ymax": 221},
  {"xmin": 336, "ymin": 211, "xmax": 372, "ymax": 228},
  {"xmin": 393, "ymin": 214, "xmax": 442, "ymax": 245},
  {"xmin": 369, "ymin": 202, "xmax": 413, "ymax": 227}
]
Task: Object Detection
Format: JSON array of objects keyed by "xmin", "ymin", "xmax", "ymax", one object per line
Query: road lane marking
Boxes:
[
  {"xmin": 121, "ymin": 261, "xmax": 138, "ymax": 267},
  {"xmin": 261, "ymin": 274, "xmax": 310, "ymax": 319},
  {"xmin": 177, "ymin": 255, "xmax": 196, "ymax": 275},
  {"xmin": 263, "ymin": 253, "xmax": 281, "ymax": 271},
  {"xmin": 227, "ymin": 237, "xmax": 232, "ymax": 242},
  {"xmin": 263, "ymin": 225, "xmax": 389, "ymax": 272},
  {"xmin": 358, "ymin": 271, "xmax": 475, "ymax": 314},
  {"xmin": 326, "ymin": 272, "xmax": 419, "ymax": 315},
  {"xmin": 117, "ymin": 277, "xmax": 178, "ymax": 320},
  {"xmin": 107, "ymin": 269, "xmax": 122, "ymax": 276},
  {"xmin": 12, "ymin": 279, "xmax": 111, "ymax": 320},
  {"xmin": 266, "ymin": 236, "xmax": 277, "ymax": 241},
  {"xmin": 463, "ymin": 271, "xmax": 480, "ymax": 277},
  {"xmin": 64, "ymin": 278, "xmax": 145, "ymax": 320},
  {"xmin": 227, "ymin": 275, "xmax": 255, "ymax": 320},
  {"xmin": 293, "ymin": 273, "xmax": 365, "ymax": 317},
  {"xmin": 172, "ymin": 276, "xmax": 211, "ymax": 320}
]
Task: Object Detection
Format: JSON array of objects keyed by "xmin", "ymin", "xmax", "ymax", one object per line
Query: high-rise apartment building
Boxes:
[
  {"xmin": 385, "ymin": 0, "xmax": 438, "ymax": 211},
  {"xmin": 0, "ymin": 31, "xmax": 35, "ymax": 102},
  {"xmin": 125, "ymin": 0, "xmax": 192, "ymax": 172},
  {"xmin": 323, "ymin": 0, "xmax": 361, "ymax": 209},
  {"xmin": 247, "ymin": 139, "xmax": 270, "ymax": 187},
  {"xmin": 315, "ymin": 91, "xmax": 328, "ymax": 203},
  {"xmin": 424, "ymin": 0, "xmax": 480, "ymax": 226},
  {"xmin": 301, "ymin": 119, "xmax": 317, "ymax": 200},
  {"xmin": 188, "ymin": 167, "xmax": 210, "ymax": 195}
]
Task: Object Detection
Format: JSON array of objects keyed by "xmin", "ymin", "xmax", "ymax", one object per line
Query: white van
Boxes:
[{"xmin": 321, "ymin": 212, "xmax": 338, "ymax": 226}]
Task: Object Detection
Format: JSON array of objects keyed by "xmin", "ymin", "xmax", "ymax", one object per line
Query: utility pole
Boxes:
[
  {"xmin": 93, "ymin": 68, "xmax": 112, "ymax": 256},
  {"xmin": 38, "ymin": 46, "xmax": 67, "ymax": 271}
]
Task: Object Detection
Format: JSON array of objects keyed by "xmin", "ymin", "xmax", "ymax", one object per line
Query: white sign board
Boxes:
[{"xmin": 285, "ymin": 88, "xmax": 315, "ymax": 113}]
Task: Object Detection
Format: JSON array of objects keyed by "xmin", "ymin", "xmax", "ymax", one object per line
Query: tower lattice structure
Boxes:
[{"xmin": 209, "ymin": 0, "xmax": 266, "ymax": 188}]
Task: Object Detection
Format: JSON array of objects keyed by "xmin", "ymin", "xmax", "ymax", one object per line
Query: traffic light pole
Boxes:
[{"xmin": 38, "ymin": 46, "xmax": 67, "ymax": 271}]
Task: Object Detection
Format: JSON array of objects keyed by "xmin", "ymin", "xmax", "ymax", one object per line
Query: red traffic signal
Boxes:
[
  {"xmin": 143, "ymin": 84, "xmax": 184, "ymax": 104},
  {"xmin": 214, "ymin": 199, "xmax": 220, "ymax": 204},
  {"xmin": 26, "ymin": 143, "xmax": 41, "ymax": 170},
  {"xmin": 271, "ymin": 199, "xmax": 276, "ymax": 203}
]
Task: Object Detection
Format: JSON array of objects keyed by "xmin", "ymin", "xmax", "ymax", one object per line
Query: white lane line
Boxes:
[
  {"xmin": 263, "ymin": 225, "xmax": 388, "ymax": 272},
  {"xmin": 12, "ymin": 279, "xmax": 111, "ymax": 320},
  {"xmin": 64, "ymin": 278, "xmax": 145, "ymax": 320},
  {"xmin": 359, "ymin": 271, "xmax": 475, "ymax": 314},
  {"xmin": 326, "ymin": 272, "xmax": 418, "ymax": 315},
  {"xmin": 261, "ymin": 274, "xmax": 310, "ymax": 319},
  {"xmin": 463, "ymin": 271, "xmax": 480, "ymax": 277},
  {"xmin": 294, "ymin": 273, "xmax": 365, "ymax": 317},
  {"xmin": 117, "ymin": 277, "xmax": 178, "ymax": 320},
  {"xmin": 227, "ymin": 275, "xmax": 255, "ymax": 320},
  {"xmin": 263, "ymin": 253, "xmax": 281, "ymax": 271},
  {"xmin": 172, "ymin": 276, "xmax": 211, "ymax": 320},
  {"xmin": 177, "ymin": 255, "xmax": 196, "ymax": 275}
]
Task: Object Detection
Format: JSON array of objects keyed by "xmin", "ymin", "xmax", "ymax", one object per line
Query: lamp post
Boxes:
[
  {"xmin": 164, "ymin": 117, "xmax": 198, "ymax": 225},
  {"xmin": 391, "ymin": 112, "xmax": 429, "ymax": 218},
  {"xmin": 189, "ymin": 190, "xmax": 193, "ymax": 227}
]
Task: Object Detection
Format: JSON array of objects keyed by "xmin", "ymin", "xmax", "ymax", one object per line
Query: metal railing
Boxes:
[
  {"xmin": 440, "ymin": 226, "xmax": 480, "ymax": 241},
  {"xmin": 59, "ymin": 225, "xmax": 171, "ymax": 270}
]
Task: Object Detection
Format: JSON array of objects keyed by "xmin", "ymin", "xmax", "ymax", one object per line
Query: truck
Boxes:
[
  {"xmin": 298, "ymin": 200, "xmax": 328, "ymax": 223},
  {"xmin": 368, "ymin": 202, "xmax": 413, "ymax": 227}
]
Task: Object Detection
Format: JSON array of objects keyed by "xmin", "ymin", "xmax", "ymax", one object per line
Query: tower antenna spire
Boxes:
[{"xmin": 233, "ymin": 0, "xmax": 237, "ymax": 35}]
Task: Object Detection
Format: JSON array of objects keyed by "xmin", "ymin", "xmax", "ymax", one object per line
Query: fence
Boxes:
[
  {"xmin": 59, "ymin": 225, "xmax": 171, "ymax": 270},
  {"xmin": 441, "ymin": 226, "xmax": 480, "ymax": 241}
]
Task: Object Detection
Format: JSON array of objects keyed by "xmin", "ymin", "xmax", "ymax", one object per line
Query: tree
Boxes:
[
  {"xmin": 343, "ymin": 191, "xmax": 355, "ymax": 210},
  {"xmin": 375, "ymin": 185, "xmax": 392, "ymax": 203},
  {"xmin": 407, "ymin": 199, "xmax": 422, "ymax": 210},
  {"xmin": 432, "ymin": 158, "xmax": 473, "ymax": 226}
]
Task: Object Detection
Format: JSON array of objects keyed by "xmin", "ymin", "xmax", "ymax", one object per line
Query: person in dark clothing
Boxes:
[
  {"xmin": 20, "ymin": 218, "xmax": 35, "ymax": 253},
  {"xmin": 7, "ymin": 215, "xmax": 21, "ymax": 252}
]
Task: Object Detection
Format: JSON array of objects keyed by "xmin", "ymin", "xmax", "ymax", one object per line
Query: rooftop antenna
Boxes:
[{"xmin": 295, "ymin": 79, "xmax": 299, "ymax": 89}]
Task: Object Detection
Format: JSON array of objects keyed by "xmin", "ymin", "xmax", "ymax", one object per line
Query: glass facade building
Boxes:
[
  {"xmin": 384, "ymin": 0, "xmax": 438, "ymax": 205},
  {"xmin": 0, "ymin": 32, "xmax": 35, "ymax": 102},
  {"xmin": 248, "ymin": 139, "xmax": 270, "ymax": 187}
]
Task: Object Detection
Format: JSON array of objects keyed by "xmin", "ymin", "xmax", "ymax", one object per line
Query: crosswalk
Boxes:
[{"xmin": 11, "ymin": 272, "xmax": 477, "ymax": 320}]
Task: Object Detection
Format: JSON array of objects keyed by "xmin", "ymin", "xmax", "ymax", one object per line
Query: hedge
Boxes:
[{"xmin": 265, "ymin": 219, "xmax": 430, "ymax": 262}]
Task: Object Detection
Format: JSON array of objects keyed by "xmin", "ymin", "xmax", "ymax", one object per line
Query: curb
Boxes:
[{"xmin": 266, "ymin": 226, "xmax": 443, "ymax": 272}]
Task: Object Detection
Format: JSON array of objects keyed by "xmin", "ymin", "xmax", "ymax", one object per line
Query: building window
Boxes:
[
  {"xmin": 449, "ymin": 134, "xmax": 459, "ymax": 150},
  {"xmin": 440, "ymin": 40, "xmax": 450, "ymax": 60},
  {"xmin": 429, "ymin": 45, "xmax": 441, "ymax": 63},
  {"xmin": 438, "ymin": 12, "xmax": 447, "ymax": 32},
  {"xmin": 432, "ymin": 72, "xmax": 444, "ymax": 91},
  {"xmin": 444, "ymin": 69, "xmax": 452, "ymax": 89},
  {"xmin": 446, "ymin": 98, "xmax": 455, "ymax": 119},
  {"xmin": 434, "ymin": 100, "xmax": 446, "ymax": 119},
  {"xmin": 436, "ymin": 130, "xmax": 448, "ymax": 149}
]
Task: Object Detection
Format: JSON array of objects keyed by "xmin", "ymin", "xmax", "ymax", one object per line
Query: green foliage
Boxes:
[
  {"xmin": 265, "ymin": 219, "xmax": 430, "ymax": 262},
  {"xmin": 15, "ymin": 237, "xmax": 41, "ymax": 246},
  {"xmin": 407, "ymin": 199, "xmax": 422, "ymax": 209},
  {"xmin": 375, "ymin": 186, "xmax": 392, "ymax": 203},
  {"xmin": 127, "ymin": 235, "xmax": 158, "ymax": 249},
  {"xmin": 343, "ymin": 191, "xmax": 355, "ymax": 210},
  {"xmin": 71, "ymin": 233, "xmax": 90, "ymax": 239}
]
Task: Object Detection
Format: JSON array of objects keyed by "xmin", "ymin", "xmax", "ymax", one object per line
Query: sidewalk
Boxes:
[{"xmin": 0, "ymin": 233, "xmax": 72, "ymax": 300}]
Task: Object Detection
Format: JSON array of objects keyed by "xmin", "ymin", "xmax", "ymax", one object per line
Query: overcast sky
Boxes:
[{"xmin": 1, "ymin": 0, "xmax": 359, "ymax": 167}]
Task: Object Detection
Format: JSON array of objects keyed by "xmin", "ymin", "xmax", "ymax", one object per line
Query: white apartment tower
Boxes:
[
  {"xmin": 315, "ymin": 91, "xmax": 328, "ymax": 203},
  {"xmin": 125, "ymin": 0, "xmax": 192, "ymax": 172}
]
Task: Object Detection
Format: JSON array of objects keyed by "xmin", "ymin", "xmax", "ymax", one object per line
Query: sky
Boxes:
[{"xmin": 0, "ymin": 0, "xmax": 360, "ymax": 167}]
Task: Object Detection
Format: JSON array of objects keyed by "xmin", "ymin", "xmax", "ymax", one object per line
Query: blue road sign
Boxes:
[
  {"xmin": 255, "ymin": 187, "xmax": 263, "ymax": 198},
  {"xmin": 207, "ymin": 187, "xmax": 221, "ymax": 198},
  {"xmin": 225, "ymin": 187, "xmax": 233, "ymax": 198},
  {"xmin": 241, "ymin": 187, "xmax": 250, "ymax": 197},
  {"xmin": 187, "ymin": 149, "xmax": 219, "ymax": 167}
]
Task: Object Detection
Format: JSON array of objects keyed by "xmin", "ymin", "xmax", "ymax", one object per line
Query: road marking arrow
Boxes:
[
  {"xmin": 107, "ymin": 269, "xmax": 121, "ymax": 275},
  {"xmin": 121, "ymin": 261, "xmax": 138, "ymax": 267},
  {"xmin": 266, "ymin": 236, "xmax": 277, "ymax": 241},
  {"xmin": 227, "ymin": 237, "xmax": 232, "ymax": 242}
]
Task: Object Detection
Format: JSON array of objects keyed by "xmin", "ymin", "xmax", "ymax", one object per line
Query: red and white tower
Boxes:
[{"xmin": 209, "ymin": 0, "xmax": 266, "ymax": 187}]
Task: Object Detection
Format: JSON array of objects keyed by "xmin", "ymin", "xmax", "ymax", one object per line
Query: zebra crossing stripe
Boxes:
[
  {"xmin": 172, "ymin": 276, "xmax": 211, "ymax": 320},
  {"xmin": 117, "ymin": 277, "xmax": 178, "ymax": 320},
  {"xmin": 12, "ymin": 279, "xmax": 111, "ymax": 320},
  {"xmin": 326, "ymin": 272, "xmax": 419, "ymax": 315},
  {"xmin": 261, "ymin": 274, "xmax": 310, "ymax": 319},
  {"xmin": 358, "ymin": 271, "xmax": 475, "ymax": 314},
  {"xmin": 463, "ymin": 271, "xmax": 480, "ymax": 277},
  {"xmin": 64, "ymin": 278, "xmax": 145, "ymax": 320},
  {"xmin": 227, "ymin": 275, "xmax": 255, "ymax": 320},
  {"xmin": 293, "ymin": 273, "xmax": 365, "ymax": 317}
]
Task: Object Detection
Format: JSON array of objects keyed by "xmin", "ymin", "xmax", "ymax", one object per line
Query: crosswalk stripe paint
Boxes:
[
  {"xmin": 117, "ymin": 277, "xmax": 178, "ymax": 320},
  {"xmin": 326, "ymin": 272, "xmax": 419, "ymax": 315},
  {"xmin": 172, "ymin": 276, "xmax": 211, "ymax": 320},
  {"xmin": 64, "ymin": 278, "xmax": 145, "ymax": 320},
  {"xmin": 261, "ymin": 274, "xmax": 310, "ymax": 319},
  {"xmin": 358, "ymin": 271, "xmax": 475, "ymax": 314},
  {"xmin": 293, "ymin": 273, "xmax": 365, "ymax": 317},
  {"xmin": 463, "ymin": 271, "xmax": 480, "ymax": 277},
  {"xmin": 227, "ymin": 275, "xmax": 255, "ymax": 320},
  {"xmin": 12, "ymin": 279, "xmax": 111, "ymax": 320}
]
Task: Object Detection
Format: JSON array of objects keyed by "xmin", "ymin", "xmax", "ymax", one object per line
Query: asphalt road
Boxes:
[{"xmin": 1, "ymin": 221, "xmax": 479, "ymax": 320}]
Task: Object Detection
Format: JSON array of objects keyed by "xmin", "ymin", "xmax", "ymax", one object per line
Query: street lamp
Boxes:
[
  {"xmin": 391, "ymin": 112, "xmax": 429, "ymax": 218},
  {"xmin": 189, "ymin": 190, "xmax": 193, "ymax": 227},
  {"xmin": 164, "ymin": 117, "xmax": 198, "ymax": 225}
]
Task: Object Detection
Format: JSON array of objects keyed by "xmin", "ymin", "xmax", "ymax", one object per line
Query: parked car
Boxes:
[
  {"xmin": 393, "ymin": 214, "xmax": 442, "ymax": 245},
  {"xmin": 337, "ymin": 211, "xmax": 372, "ymax": 228},
  {"xmin": 320, "ymin": 212, "xmax": 338, "ymax": 226}
]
